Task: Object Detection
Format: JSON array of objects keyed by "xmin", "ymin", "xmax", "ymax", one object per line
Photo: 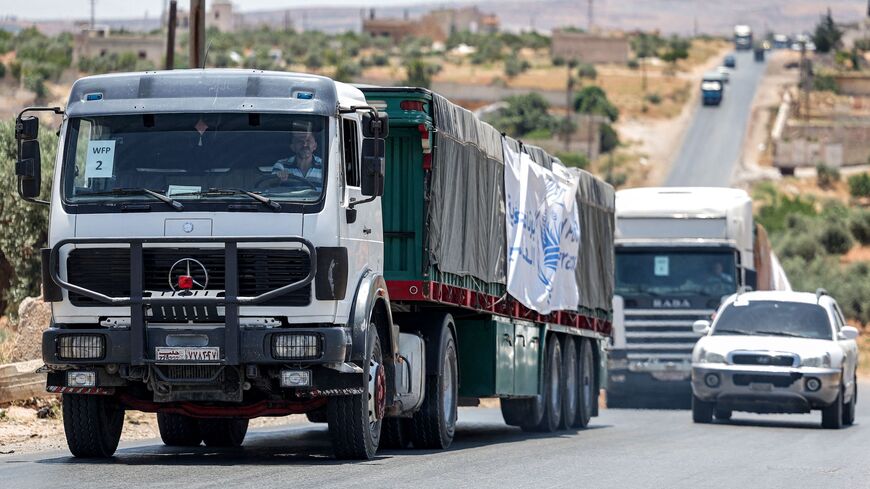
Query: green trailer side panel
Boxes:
[
  {"xmin": 514, "ymin": 322, "xmax": 541, "ymax": 396},
  {"xmin": 381, "ymin": 127, "xmax": 425, "ymax": 281}
]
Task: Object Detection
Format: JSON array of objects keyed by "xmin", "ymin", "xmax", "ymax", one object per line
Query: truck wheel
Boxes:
[
  {"xmin": 328, "ymin": 325, "xmax": 384, "ymax": 459},
  {"xmin": 843, "ymin": 382, "xmax": 856, "ymax": 426},
  {"xmin": 411, "ymin": 326, "xmax": 458, "ymax": 449},
  {"xmin": 531, "ymin": 336, "xmax": 562, "ymax": 432},
  {"xmin": 572, "ymin": 338, "xmax": 595, "ymax": 428},
  {"xmin": 305, "ymin": 407, "xmax": 328, "ymax": 423},
  {"xmin": 380, "ymin": 417, "xmax": 412, "ymax": 449},
  {"xmin": 560, "ymin": 336, "xmax": 578, "ymax": 429},
  {"xmin": 691, "ymin": 394, "xmax": 714, "ymax": 423},
  {"xmin": 822, "ymin": 386, "xmax": 844, "ymax": 429},
  {"xmin": 62, "ymin": 394, "xmax": 125, "ymax": 458},
  {"xmin": 714, "ymin": 408, "xmax": 732, "ymax": 421},
  {"xmin": 199, "ymin": 418, "xmax": 248, "ymax": 447},
  {"xmin": 157, "ymin": 412, "xmax": 202, "ymax": 446}
]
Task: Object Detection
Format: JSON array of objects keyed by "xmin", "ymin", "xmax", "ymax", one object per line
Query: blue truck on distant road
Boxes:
[{"xmin": 701, "ymin": 75, "xmax": 724, "ymax": 106}]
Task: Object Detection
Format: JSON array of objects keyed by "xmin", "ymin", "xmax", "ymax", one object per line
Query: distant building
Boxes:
[
  {"xmin": 165, "ymin": 1, "xmax": 238, "ymax": 32},
  {"xmin": 551, "ymin": 30, "xmax": 630, "ymax": 64},
  {"xmin": 73, "ymin": 27, "xmax": 165, "ymax": 66},
  {"xmin": 362, "ymin": 7, "xmax": 499, "ymax": 43}
]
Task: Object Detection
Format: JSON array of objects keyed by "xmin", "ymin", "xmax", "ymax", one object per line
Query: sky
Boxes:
[{"xmin": 0, "ymin": 0, "xmax": 445, "ymax": 21}]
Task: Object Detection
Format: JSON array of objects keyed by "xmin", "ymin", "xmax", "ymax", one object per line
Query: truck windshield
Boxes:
[
  {"xmin": 615, "ymin": 250, "xmax": 737, "ymax": 297},
  {"xmin": 62, "ymin": 113, "xmax": 327, "ymax": 206},
  {"xmin": 712, "ymin": 301, "xmax": 832, "ymax": 340}
]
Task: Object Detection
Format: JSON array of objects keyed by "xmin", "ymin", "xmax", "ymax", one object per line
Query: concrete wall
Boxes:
[
  {"xmin": 73, "ymin": 33, "xmax": 165, "ymax": 66},
  {"xmin": 774, "ymin": 121, "xmax": 870, "ymax": 168},
  {"xmin": 551, "ymin": 30, "xmax": 630, "ymax": 64},
  {"xmin": 834, "ymin": 74, "xmax": 870, "ymax": 96}
]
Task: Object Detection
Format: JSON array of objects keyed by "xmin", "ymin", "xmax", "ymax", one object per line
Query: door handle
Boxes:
[
  {"xmin": 502, "ymin": 333, "xmax": 512, "ymax": 346},
  {"xmin": 363, "ymin": 227, "xmax": 372, "ymax": 235},
  {"xmin": 516, "ymin": 334, "xmax": 526, "ymax": 347}
]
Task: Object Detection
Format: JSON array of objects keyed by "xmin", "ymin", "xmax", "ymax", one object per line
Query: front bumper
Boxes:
[
  {"xmin": 692, "ymin": 363, "xmax": 842, "ymax": 413},
  {"xmin": 43, "ymin": 325, "xmax": 350, "ymax": 366}
]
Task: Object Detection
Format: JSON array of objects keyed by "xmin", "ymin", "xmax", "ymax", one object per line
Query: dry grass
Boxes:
[
  {"xmin": 0, "ymin": 318, "xmax": 17, "ymax": 365},
  {"xmin": 858, "ymin": 335, "xmax": 870, "ymax": 378}
]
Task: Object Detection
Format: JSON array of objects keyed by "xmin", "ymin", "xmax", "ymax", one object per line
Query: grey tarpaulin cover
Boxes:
[{"xmin": 427, "ymin": 93, "xmax": 615, "ymax": 313}]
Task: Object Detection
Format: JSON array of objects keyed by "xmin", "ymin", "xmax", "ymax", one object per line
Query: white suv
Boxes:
[{"xmin": 691, "ymin": 290, "xmax": 859, "ymax": 429}]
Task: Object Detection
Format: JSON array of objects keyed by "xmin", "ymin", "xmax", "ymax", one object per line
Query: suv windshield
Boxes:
[
  {"xmin": 62, "ymin": 113, "xmax": 327, "ymax": 206},
  {"xmin": 712, "ymin": 301, "xmax": 833, "ymax": 340},
  {"xmin": 615, "ymin": 250, "xmax": 737, "ymax": 297}
]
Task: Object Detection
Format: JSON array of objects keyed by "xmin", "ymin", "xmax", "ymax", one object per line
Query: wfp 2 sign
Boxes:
[
  {"xmin": 504, "ymin": 144, "xmax": 581, "ymax": 314},
  {"xmin": 85, "ymin": 140, "xmax": 116, "ymax": 179}
]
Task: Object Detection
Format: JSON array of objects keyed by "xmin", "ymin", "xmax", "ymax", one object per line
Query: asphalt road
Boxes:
[
  {"xmin": 3, "ymin": 387, "xmax": 869, "ymax": 489},
  {"xmin": 665, "ymin": 50, "xmax": 767, "ymax": 187}
]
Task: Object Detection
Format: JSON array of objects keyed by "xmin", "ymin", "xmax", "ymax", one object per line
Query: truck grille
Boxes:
[
  {"xmin": 731, "ymin": 353, "xmax": 796, "ymax": 367},
  {"xmin": 623, "ymin": 309, "xmax": 713, "ymax": 363},
  {"xmin": 155, "ymin": 365, "xmax": 224, "ymax": 383},
  {"xmin": 67, "ymin": 248, "xmax": 311, "ymax": 308}
]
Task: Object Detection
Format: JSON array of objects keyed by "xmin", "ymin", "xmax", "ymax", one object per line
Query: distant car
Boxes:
[
  {"xmin": 691, "ymin": 290, "xmax": 859, "ymax": 429},
  {"xmin": 716, "ymin": 66, "xmax": 731, "ymax": 83},
  {"xmin": 723, "ymin": 55, "xmax": 736, "ymax": 68}
]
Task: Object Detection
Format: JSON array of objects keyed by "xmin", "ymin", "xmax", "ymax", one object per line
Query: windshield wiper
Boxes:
[
  {"xmin": 172, "ymin": 188, "xmax": 281, "ymax": 211},
  {"xmin": 753, "ymin": 330, "xmax": 808, "ymax": 338},
  {"xmin": 713, "ymin": 328, "xmax": 755, "ymax": 336},
  {"xmin": 80, "ymin": 188, "xmax": 183, "ymax": 211}
]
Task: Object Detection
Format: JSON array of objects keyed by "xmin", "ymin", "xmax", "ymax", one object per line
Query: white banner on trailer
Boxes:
[{"xmin": 504, "ymin": 144, "xmax": 581, "ymax": 314}]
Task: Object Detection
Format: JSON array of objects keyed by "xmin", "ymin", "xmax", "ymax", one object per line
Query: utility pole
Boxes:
[
  {"xmin": 587, "ymin": 0, "xmax": 594, "ymax": 31},
  {"xmin": 90, "ymin": 0, "xmax": 96, "ymax": 29},
  {"xmin": 190, "ymin": 0, "xmax": 205, "ymax": 69},
  {"xmin": 564, "ymin": 64, "xmax": 575, "ymax": 151},
  {"xmin": 165, "ymin": 0, "xmax": 177, "ymax": 70}
]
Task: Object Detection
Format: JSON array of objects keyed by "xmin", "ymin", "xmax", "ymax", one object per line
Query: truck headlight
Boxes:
[
  {"xmin": 57, "ymin": 335, "xmax": 105, "ymax": 360},
  {"xmin": 272, "ymin": 333, "xmax": 321, "ymax": 360},
  {"xmin": 699, "ymin": 348, "xmax": 726, "ymax": 364},
  {"xmin": 800, "ymin": 353, "xmax": 831, "ymax": 368}
]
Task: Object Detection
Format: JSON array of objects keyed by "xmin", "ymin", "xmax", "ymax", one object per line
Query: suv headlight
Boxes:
[
  {"xmin": 699, "ymin": 348, "xmax": 726, "ymax": 364},
  {"xmin": 800, "ymin": 353, "xmax": 832, "ymax": 368}
]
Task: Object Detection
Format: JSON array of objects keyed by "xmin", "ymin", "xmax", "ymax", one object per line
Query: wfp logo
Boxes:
[{"xmin": 536, "ymin": 177, "xmax": 570, "ymax": 294}]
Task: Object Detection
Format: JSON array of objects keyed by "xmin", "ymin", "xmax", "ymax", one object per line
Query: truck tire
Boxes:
[
  {"xmin": 380, "ymin": 417, "xmax": 412, "ymax": 449},
  {"xmin": 843, "ymin": 382, "xmax": 856, "ymax": 426},
  {"xmin": 410, "ymin": 326, "xmax": 458, "ymax": 449},
  {"xmin": 530, "ymin": 335, "xmax": 562, "ymax": 432},
  {"xmin": 560, "ymin": 336, "xmax": 578, "ymax": 429},
  {"xmin": 305, "ymin": 407, "xmax": 328, "ymax": 423},
  {"xmin": 691, "ymin": 394, "xmax": 714, "ymax": 423},
  {"xmin": 572, "ymin": 338, "xmax": 595, "ymax": 428},
  {"xmin": 199, "ymin": 418, "xmax": 248, "ymax": 447},
  {"xmin": 822, "ymin": 386, "xmax": 844, "ymax": 429},
  {"xmin": 62, "ymin": 394, "xmax": 125, "ymax": 458},
  {"xmin": 157, "ymin": 412, "xmax": 202, "ymax": 446},
  {"xmin": 328, "ymin": 325, "xmax": 384, "ymax": 459}
]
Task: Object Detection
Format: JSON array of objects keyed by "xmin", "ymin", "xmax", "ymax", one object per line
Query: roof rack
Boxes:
[{"xmin": 815, "ymin": 288, "xmax": 829, "ymax": 303}]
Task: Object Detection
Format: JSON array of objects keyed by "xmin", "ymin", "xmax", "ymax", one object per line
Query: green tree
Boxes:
[
  {"xmin": 573, "ymin": 85, "xmax": 619, "ymax": 122},
  {"xmin": 404, "ymin": 58, "xmax": 438, "ymax": 88},
  {"xmin": 576, "ymin": 63, "xmax": 597, "ymax": 81},
  {"xmin": 487, "ymin": 93, "xmax": 555, "ymax": 138},
  {"xmin": 812, "ymin": 9, "xmax": 843, "ymax": 53},
  {"xmin": 660, "ymin": 36, "xmax": 690, "ymax": 65}
]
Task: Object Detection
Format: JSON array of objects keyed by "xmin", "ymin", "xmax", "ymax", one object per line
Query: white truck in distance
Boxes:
[{"xmin": 607, "ymin": 187, "xmax": 790, "ymax": 409}]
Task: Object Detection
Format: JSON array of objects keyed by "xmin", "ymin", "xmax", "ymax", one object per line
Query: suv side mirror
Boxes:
[
  {"xmin": 360, "ymin": 139, "xmax": 385, "ymax": 197},
  {"xmin": 840, "ymin": 326, "xmax": 859, "ymax": 341},
  {"xmin": 693, "ymin": 320, "xmax": 711, "ymax": 335},
  {"xmin": 361, "ymin": 112, "xmax": 389, "ymax": 139}
]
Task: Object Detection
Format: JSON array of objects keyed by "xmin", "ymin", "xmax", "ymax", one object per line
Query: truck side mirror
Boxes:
[
  {"xmin": 16, "ymin": 139, "xmax": 42, "ymax": 200},
  {"xmin": 360, "ymin": 138, "xmax": 385, "ymax": 197},
  {"xmin": 361, "ymin": 112, "xmax": 389, "ymax": 139},
  {"xmin": 16, "ymin": 115, "xmax": 39, "ymax": 141}
]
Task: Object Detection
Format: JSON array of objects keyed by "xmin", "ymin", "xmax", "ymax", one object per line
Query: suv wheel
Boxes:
[
  {"xmin": 821, "ymin": 385, "xmax": 844, "ymax": 429},
  {"xmin": 691, "ymin": 394, "xmax": 714, "ymax": 423}
]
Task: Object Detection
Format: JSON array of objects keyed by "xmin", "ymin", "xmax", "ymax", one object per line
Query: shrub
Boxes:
[
  {"xmin": 645, "ymin": 92, "xmax": 662, "ymax": 105},
  {"xmin": 812, "ymin": 74, "xmax": 838, "ymax": 93},
  {"xmin": 552, "ymin": 56, "xmax": 566, "ymax": 67},
  {"xmin": 504, "ymin": 57, "xmax": 530, "ymax": 78},
  {"xmin": 848, "ymin": 210, "xmax": 870, "ymax": 245},
  {"xmin": 778, "ymin": 233, "xmax": 825, "ymax": 262},
  {"xmin": 0, "ymin": 120, "xmax": 56, "ymax": 316},
  {"xmin": 818, "ymin": 222, "xmax": 854, "ymax": 255},
  {"xmin": 627, "ymin": 59, "xmax": 639, "ymax": 69},
  {"xmin": 370, "ymin": 53, "xmax": 389, "ymax": 67},
  {"xmin": 0, "ymin": 62, "xmax": 5, "ymax": 79},
  {"xmin": 577, "ymin": 63, "xmax": 597, "ymax": 80},
  {"xmin": 555, "ymin": 152, "xmax": 589, "ymax": 169},
  {"xmin": 816, "ymin": 163, "xmax": 840, "ymax": 189},
  {"xmin": 599, "ymin": 123, "xmax": 620, "ymax": 153},
  {"xmin": 847, "ymin": 172, "xmax": 870, "ymax": 198}
]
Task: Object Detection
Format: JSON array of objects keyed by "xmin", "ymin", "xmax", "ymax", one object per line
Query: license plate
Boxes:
[
  {"xmin": 155, "ymin": 347, "xmax": 220, "ymax": 362},
  {"xmin": 652, "ymin": 371, "xmax": 689, "ymax": 381}
]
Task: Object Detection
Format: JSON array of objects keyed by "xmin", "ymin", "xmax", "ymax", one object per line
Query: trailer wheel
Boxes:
[
  {"xmin": 328, "ymin": 325, "xmax": 384, "ymax": 459},
  {"xmin": 530, "ymin": 335, "xmax": 562, "ymax": 432},
  {"xmin": 62, "ymin": 394, "xmax": 125, "ymax": 458},
  {"xmin": 199, "ymin": 418, "xmax": 248, "ymax": 447},
  {"xmin": 572, "ymin": 338, "xmax": 595, "ymax": 428},
  {"xmin": 410, "ymin": 326, "xmax": 458, "ymax": 449},
  {"xmin": 560, "ymin": 336, "xmax": 578, "ymax": 429},
  {"xmin": 157, "ymin": 412, "xmax": 202, "ymax": 446},
  {"xmin": 380, "ymin": 417, "xmax": 412, "ymax": 449}
]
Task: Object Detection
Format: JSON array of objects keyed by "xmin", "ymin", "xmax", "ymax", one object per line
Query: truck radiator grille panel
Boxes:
[
  {"xmin": 731, "ymin": 353, "xmax": 797, "ymax": 367},
  {"xmin": 155, "ymin": 365, "xmax": 224, "ymax": 383},
  {"xmin": 67, "ymin": 248, "xmax": 311, "ymax": 308},
  {"xmin": 623, "ymin": 309, "xmax": 713, "ymax": 362}
]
